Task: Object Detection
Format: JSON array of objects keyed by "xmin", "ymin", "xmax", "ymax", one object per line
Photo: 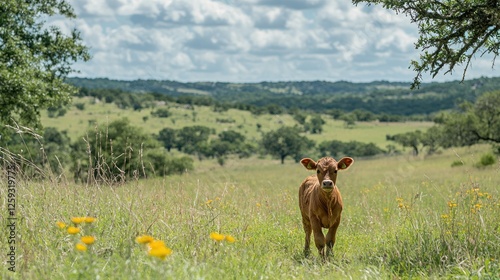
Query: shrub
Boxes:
[
  {"xmin": 451, "ymin": 160, "xmax": 465, "ymax": 167},
  {"xmin": 70, "ymin": 118, "xmax": 191, "ymax": 183},
  {"xmin": 476, "ymin": 153, "xmax": 497, "ymax": 168},
  {"xmin": 47, "ymin": 106, "xmax": 67, "ymax": 118},
  {"xmin": 145, "ymin": 152, "xmax": 193, "ymax": 176},
  {"xmin": 494, "ymin": 145, "xmax": 500, "ymax": 155},
  {"xmin": 75, "ymin": 103, "xmax": 86, "ymax": 110},
  {"xmin": 0, "ymin": 126, "xmax": 71, "ymax": 178},
  {"xmin": 151, "ymin": 108, "xmax": 171, "ymax": 118},
  {"xmin": 318, "ymin": 140, "xmax": 385, "ymax": 158}
]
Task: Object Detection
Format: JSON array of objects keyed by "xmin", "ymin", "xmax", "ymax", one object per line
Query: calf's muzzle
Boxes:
[{"xmin": 322, "ymin": 179, "xmax": 334, "ymax": 190}]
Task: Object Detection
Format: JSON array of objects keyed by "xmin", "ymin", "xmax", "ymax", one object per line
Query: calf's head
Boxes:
[{"xmin": 300, "ymin": 157, "xmax": 354, "ymax": 192}]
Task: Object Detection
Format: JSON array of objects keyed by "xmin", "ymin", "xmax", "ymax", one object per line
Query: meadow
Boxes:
[
  {"xmin": 41, "ymin": 97, "xmax": 434, "ymax": 148},
  {"xmin": 1, "ymin": 143, "xmax": 499, "ymax": 279},
  {"xmin": 1, "ymin": 98, "xmax": 499, "ymax": 279}
]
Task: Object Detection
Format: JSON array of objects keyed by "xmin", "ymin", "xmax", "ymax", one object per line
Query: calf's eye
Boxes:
[{"xmin": 316, "ymin": 170, "xmax": 320, "ymax": 174}]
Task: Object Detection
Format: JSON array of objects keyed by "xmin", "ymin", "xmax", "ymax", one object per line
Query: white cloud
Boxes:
[
  {"xmin": 256, "ymin": 0, "xmax": 328, "ymax": 10},
  {"xmin": 61, "ymin": 0, "xmax": 496, "ymax": 83},
  {"xmin": 71, "ymin": 0, "xmax": 116, "ymax": 17}
]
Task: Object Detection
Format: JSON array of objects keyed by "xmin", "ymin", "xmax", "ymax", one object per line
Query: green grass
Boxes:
[
  {"xmin": 41, "ymin": 97, "xmax": 433, "ymax": 149},
  {"xmin": 3, "ymin": 98, "xmax": 497, "ymax": 278},
  {"xmin": 1, "ymin": 145, "xmax": 499, "ymax": 279}
]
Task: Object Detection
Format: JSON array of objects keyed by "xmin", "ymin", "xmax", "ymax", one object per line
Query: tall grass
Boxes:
[{"xmin": 1, "ymin": 143, "xmax": 499, "ymax": 278}]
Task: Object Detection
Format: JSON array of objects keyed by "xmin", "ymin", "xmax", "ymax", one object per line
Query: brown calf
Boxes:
[{"xmin": 298, "ymin": 156, "xmax": 354, "ymax": 258}]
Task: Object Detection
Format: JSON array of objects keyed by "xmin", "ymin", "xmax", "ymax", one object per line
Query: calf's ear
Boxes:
[
  {"xmin": 300, "ymin": 158, "xmax": 317, "ymax": 170},
  {"xmin": 338, "ymin": 157, "xmax": 354, "ymax": 170}
]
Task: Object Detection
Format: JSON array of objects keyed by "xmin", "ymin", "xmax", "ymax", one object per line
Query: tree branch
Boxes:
[{"xmin": 471, "ymin": 130, "xmax": 500, "ymax": 143}]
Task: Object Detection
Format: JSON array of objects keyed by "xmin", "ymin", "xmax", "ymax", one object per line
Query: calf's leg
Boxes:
[
  {"xmin": 310, "ymin": 216, "xmax": 326, "ymax": 258},
  {"xmin": 325, "ymin": 217, "xmax": 341, "ymax": 257},
  {"xmin": 302, "ymin": 216, "xmax": 312, "ymax": 257}
]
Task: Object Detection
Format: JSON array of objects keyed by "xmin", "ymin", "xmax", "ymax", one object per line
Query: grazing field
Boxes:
[
  {"xmin": 41, "ymin": 97, "xmax": 433, "ymax": 149},
  {"xmin": 1, "ymin": 145, "xmax": 499, "ymax": 279}
]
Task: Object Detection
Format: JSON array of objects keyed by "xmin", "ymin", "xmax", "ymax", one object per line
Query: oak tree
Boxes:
[
  {"xmin": 0, "ymin": 0, "xmax": 90, "ymax": 135},
  {"xmin": 261, "ymin": 126, "xmax": 314, "ymax": 164},
  {"xmin": 438, "ymin": 91, "xmax": 500, "ymax": 147},
  {"xmin": 353, "ymin": 0, "xmax": 500, "ymax": 88}
]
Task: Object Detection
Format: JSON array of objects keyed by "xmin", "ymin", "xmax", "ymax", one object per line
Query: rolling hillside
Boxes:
[
  {"xmin": 41, "ymin": 96, "xmax": 433, "ymax": 150},
  {"xmin": 67, "ymin": 76, "xmax": 500, "ymax": 116}
]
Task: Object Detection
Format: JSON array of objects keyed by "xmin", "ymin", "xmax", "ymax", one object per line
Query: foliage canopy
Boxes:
[
  {"xmin": 387, "ymin": 90, "xmax": 500, "ymax": 155},
  {"xmin": 439, "ymin": 91, "xmax": 500, "ymax": 147},
  {"xmin": 0, "ymin": 0, "xmax": 90, "ymax": 133},
  {"xmin": 261, "ymin": 126, "xmax": 314, "ymax": 164},
  {"xmin": 353, "ymin": 0, "xmax": 500, "ymax": 88}
]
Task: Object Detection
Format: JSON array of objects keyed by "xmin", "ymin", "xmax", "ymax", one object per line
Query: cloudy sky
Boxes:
[{"xmin": 52, "ymin": 0, "xmax": 497, "ymax": 83}]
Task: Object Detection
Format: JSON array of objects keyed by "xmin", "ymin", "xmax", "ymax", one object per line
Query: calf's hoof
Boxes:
[{"xmin": 303, "ymin": 248, "xmax": 311, "ymax": 258}]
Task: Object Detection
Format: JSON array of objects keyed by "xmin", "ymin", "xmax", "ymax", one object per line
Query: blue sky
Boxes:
[{"xmin": 51, "ymin": 0, "xmax": 497, "ymax": 83}]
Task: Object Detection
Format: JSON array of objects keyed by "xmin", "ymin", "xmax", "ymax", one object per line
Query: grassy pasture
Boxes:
[
  {"xmin": 41, "ymin": 97, "xmax": 433, "ymax": 149},
  {"xmin": 1, "ymin": 145, "xmax": 499, "ymax": 279}
]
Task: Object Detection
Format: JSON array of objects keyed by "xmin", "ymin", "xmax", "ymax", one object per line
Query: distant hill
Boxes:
[{"xmin": 66, "ymin": 76, "xmax": 500, "ymax": 116}]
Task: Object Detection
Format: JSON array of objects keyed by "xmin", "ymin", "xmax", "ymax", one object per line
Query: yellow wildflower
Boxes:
[
  {"xmin": 148, "ymin": 246, "xmax": 172, "ymax": 260},
  {"xmin": 447, "ymin": 201, "xmax": 457, "ymax": 208},
  {"xmin": 56, "ymin": 221, "xmax": 66, "ymax": 229},
  {"xmin": 210, "ymin": 232, "xmax": 225, "ymax": 242},
  {"xmin": 441, "ymin": 214, "xmax": 449, "ymax": 219},
  {"xmin": 81, "ymin": 236, "xmax": 96, "ymax": 245},
  {"xmin": 145, "ymin": 239, "xmax": 172, "ymax": 260},
  {"xmin": 71, "ymin": 217, "xmax": 85, "ymax": 224},
  {"xmin": 148, "ymin": 240, "xmax": 166, "ymax": 250},
  {"xmin": 67, "ymin": 226, "xmax": 81, "ymax": 235},
  {"xmin": 224, "ymin": 235, "xmax": 236, "ymax": 243},
  {"xmin": 84, "ymin": 217, "xmax": 96, "ymax": 223},
  {"xmin": 136, "ymin": 235, "xmax": 154, "ymax": 244},
  {"xmin": 75, "ymin": 243, "xmax": 87, "ymax": 252},
  {"xmin": 471, "ymin": 204, "xmax": 482, "ymax": 213}
]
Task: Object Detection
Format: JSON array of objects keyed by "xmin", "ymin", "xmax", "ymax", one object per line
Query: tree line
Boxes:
[
  {"xmin": 66, "ymin": 76, "xmax": 500, "ymax": 118},
  {"xmin": 387, "ymin": 91, "xmax": 500, "ymax": 157},
  {"xmin": 73, "ymin": 86, "xmax": 432, "ymax": 123}
]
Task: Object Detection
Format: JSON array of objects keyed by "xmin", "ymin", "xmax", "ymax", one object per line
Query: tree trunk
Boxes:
[{"xmin": 412, "ymin": 145, "xmax": 419, "ymax": 156}]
